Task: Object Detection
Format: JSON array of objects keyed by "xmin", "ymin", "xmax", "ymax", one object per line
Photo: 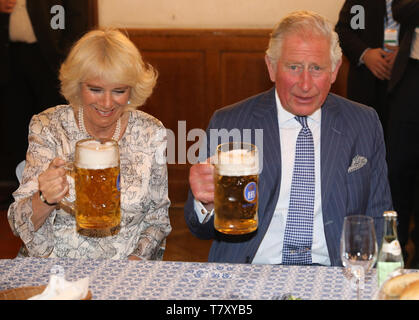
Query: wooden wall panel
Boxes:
[
  {"xmin": 140, "ymin": 51, "xmax": 207, "ymax": 131},
  {"xmin": 220, "ymin": 51, "xmax": 272, "ymax": 106},
  {"xmin": 126, "ymin": 29, "xmax": 349, "ymax": 205},
  {"xmin": 331, "ymin": 55, "xmax": 349, "ymax": 99}
]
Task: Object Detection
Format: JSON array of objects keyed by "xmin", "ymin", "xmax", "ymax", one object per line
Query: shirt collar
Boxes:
[{"xmin": 275, "ymin": 89, "xmax": 321, "ymax": 127}]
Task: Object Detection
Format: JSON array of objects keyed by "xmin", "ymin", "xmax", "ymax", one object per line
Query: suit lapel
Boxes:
[
  {"xmin": 252, "ymin": 88, "xmax": 281, "ymax": 228},
  {"xmin": 320, "ymin": 95, "xmax": 343, "ymax": 215}
]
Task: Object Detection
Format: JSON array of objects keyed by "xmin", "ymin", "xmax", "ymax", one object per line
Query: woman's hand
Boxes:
[
  {"xmin": 38, "ymin": 157, "xmax": 69, "ymax": 205},
  {"xmin": 31, "ymin": 158, "xmax": 69, "ymax": 230}
]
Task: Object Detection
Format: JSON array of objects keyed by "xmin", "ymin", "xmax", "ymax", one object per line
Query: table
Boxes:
[{"xmin": 0, "ymin": 257, "xmax": 378, "ymax": 300}]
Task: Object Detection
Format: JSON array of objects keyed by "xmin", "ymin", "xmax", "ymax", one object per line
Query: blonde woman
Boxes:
[{"xmin": 8, "ymin": 29, "xmax": 172, "ymax": 260}]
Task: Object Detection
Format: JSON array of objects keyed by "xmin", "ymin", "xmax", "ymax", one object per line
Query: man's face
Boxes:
[{"xmin": 266, "ymin": 33, "xmax": 341, "ymax": 116}]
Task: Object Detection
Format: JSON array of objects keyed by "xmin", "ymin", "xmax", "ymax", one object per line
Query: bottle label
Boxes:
[
  {"xmin": 377, "ymin": 261, "xmax": 403, "ymax": 287},
  {"xmin": 381, "ymin": 240, "xmax": 402, "ymax": 256}
]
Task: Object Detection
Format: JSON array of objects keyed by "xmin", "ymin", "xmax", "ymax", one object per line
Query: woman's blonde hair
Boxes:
[
  {"xmin": 59, "ymin": 28, "xmax": 157, "ymax": 112},
  {"xmin": 266, "ymin": 10, "xmax": 342, "ymax": 72}
]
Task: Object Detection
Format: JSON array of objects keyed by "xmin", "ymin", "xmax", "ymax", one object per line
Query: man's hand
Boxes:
[
  {"xmin": 189, "ymin": 161, "xmax": 215, "ymax": 206},
  {"xmin": 0, "ymin": 0, "xmax": 16, "ymax": 13},
  {"xmin": 384, "ymin": 44, "xmax": 399, "ymax": 73},
  {"xmin": 363, "ymin": 48, "xmax": 392, "ymax": 80}
]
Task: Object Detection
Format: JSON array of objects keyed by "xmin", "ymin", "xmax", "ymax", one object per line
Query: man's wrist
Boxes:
[
  {"xmin": 202, "ymin": 207, "xmax": 214, "ymax": 224},
  {"xmin": 194, "ymin": 199, "xmax": 214, "ymax": 224},
  {"xmin": 359, "ymin": 48, "xmax": 370, "ymax": 65}
]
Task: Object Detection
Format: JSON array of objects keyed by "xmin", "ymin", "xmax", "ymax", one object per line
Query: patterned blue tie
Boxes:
[
  {"xmin": 384, "ymin": 0, "xmax": 400, "ymax": 49},
  {"xmin": 385, "ymin": 0, "xmax": 398, "ymax": 30},
  {"xmin": 282, "ymin": 116, "xmax": 315, "ymax": 265}
]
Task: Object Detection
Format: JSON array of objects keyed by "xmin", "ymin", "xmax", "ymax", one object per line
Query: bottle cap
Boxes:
[{"xmin": 383, "ymin": 210, "xmax": 397, "ymax": 217}]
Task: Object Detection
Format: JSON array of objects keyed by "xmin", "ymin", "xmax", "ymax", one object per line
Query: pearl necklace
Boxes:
[{"xmin": 78, "ymin": 106, "xmax": 121, "ymax": 141}]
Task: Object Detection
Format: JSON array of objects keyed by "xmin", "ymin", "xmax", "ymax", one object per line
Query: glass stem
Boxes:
[{"xmin": 353, "ymin": 266, "xmax": 364, "ymax": 300}]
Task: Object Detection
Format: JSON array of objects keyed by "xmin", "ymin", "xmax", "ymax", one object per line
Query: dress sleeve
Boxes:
[
  {"xmin": 130, "ymin": 123, "xmax": 172, "ymax": 260},
  {"xmin": 7, "ymin": 113, "xmax": 59, "ymax": 257}
]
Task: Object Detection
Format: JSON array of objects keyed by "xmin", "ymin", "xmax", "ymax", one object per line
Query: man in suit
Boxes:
[
  {"xmin": 386, "ymin": 0, "xmax": 419, "ymax": 267},
  {"xmin": 184, "ymin": 10, "xmax": 392, "ymax": 266},
  {"xmin": 0, "ymin": 0, "xmax": 89, "ymax": 184},
  {"xmin": 335, "ymin": 0, "xmax": 399, "ymax": 131}
]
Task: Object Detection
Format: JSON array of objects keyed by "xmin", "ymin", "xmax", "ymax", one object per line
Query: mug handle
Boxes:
[{"xmin": 59, "ymin": 161, "xmax": 76, "ymax": 212}]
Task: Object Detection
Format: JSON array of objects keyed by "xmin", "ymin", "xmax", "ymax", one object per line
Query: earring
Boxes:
[{"xmin": 127, "ymin": 100, "xmax": 131, "ymax": 105}]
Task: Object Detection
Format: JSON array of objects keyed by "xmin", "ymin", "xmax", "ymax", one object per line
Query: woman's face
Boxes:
[{"xmin": 80, "ymin": 78, "xmax": 131, "ymax": 134}]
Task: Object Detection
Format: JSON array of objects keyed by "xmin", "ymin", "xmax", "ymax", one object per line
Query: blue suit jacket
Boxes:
[{"xmin": 184, "ymin": 88, "xmax": 392, "ymax": 266}]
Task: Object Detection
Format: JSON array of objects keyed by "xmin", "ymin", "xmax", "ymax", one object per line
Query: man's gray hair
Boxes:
[{"xmin": 266, "ymin": 10, "xmax": 342, "ymax": 71}]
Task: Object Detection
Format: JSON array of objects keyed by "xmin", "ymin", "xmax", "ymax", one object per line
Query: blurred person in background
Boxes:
[
  {"xmin": 335, "ymin": 0, "xmax": 399, "ymax": 134},
  {"xmin": 386, "ymin": 0, "xmax": 419, "ymax": 268},
  {"xmin": 0, "ymin": 0, "xmax": 89, "ymax": 189}
]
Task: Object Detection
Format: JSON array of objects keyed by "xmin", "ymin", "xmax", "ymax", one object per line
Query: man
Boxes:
[
  {"xmin": 386, "ymin": 0, "xmax": 419, "ymax": 267},
  {"xmin": 335, "ymin": 0, "xmax": 399, "ymax": 131},
  {"xmin": 184, "ymin": 11, "xmax": 392, "ymax": 266},
  {"xmin": 0, "ymin": 0, "xmax": 89, "ymax": 184}
]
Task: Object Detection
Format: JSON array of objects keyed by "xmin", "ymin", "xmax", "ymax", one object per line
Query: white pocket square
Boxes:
[{"xmin": 348, "ymin": 155, "xmax": 368, "ymax": 173}]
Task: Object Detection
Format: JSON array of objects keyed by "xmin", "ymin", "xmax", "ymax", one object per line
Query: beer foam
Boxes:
[
  {"xmin": 76, "ymin": 140, "xmax": 119, "ymax": 169},
  {"xmin": 216, "ymin": 149, "xmax": 258, "ymax": 176}
]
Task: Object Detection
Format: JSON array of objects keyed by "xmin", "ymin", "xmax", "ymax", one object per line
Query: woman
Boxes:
[{"xmin": 7, "ymin": 29, "xmax": 172, "ymax": 260}]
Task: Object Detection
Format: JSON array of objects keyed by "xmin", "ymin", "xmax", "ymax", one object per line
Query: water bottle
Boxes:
[{"xmin": 377, "ymin": 211, "xmax": 404, "ymax": 287}]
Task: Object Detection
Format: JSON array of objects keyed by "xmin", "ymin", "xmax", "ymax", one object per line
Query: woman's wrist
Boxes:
[{"xmin": 39, "ymin": 191, "xmax": 59, "ymax": 206}]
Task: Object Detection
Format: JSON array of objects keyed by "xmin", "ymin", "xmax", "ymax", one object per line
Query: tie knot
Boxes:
[{"xmin": 295, "ymin": 116, "xmax": 308, "ymax": 128}]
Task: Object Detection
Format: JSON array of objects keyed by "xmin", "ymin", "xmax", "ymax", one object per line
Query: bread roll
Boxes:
[
  {"xmin": 382, "ymin": 272, "xmax": 419, "ymax": 298},
  {"xmin": 400, "ymin": 280, "xmax": 419, "ymax": 300}
]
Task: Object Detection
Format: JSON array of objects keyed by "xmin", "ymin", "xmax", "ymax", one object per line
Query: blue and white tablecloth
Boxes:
[{"xmin": 0, "ymin": 258, "xmax": 378, "ymax": 300}]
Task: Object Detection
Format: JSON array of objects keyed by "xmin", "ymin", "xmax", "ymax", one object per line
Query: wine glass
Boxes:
[{"xmin": 340, "ymin": 215, "xmax": 378, "ymax": 300}]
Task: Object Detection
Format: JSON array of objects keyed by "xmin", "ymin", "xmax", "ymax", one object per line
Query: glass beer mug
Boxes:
[
  {"xmin": 213, "ymin": 142, "xmax": 259, "ymax": 235},
  {"xmin": 62, "ymin": 138, "xmax": 121, "ymax": 231}
]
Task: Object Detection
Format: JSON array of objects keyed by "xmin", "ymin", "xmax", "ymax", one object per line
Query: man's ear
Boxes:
[
  {"xmin": 265, "ymin": 55, "xmax": 277, "ymax": 83},
  {"xmin": 330, "ymin": 58, "xmax": 342, "ymax": 84}
]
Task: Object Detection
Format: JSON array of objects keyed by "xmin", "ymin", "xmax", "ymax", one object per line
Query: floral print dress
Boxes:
[{"xmin": 7, "ymin": 105, "xmax": 172, "ymax": 260}]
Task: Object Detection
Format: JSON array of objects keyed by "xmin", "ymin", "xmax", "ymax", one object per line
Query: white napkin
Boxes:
[{"xmin": 28, "ymin": 265, "xmax": 89, "ymax": 300}]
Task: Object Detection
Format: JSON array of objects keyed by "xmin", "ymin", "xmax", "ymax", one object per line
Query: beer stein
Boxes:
[
  {"xmin": 62, "ymin": 138, "xmax": 121, "ymax": 231},
  {"xmin": 213, "ymin": 142, "xmax": 259, "ymax": 235}
]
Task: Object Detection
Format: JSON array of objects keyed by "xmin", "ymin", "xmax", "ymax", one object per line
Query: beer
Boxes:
[
  {"xmin": 214, "ymin": 143, "xmax": 258, "ymax": 235},
  {"xmin": 74, "ymin": 139, "xmax": 120, "ymax": 230}
]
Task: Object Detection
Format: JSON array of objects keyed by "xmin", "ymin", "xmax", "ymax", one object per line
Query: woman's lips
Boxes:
[{"xmin": 94, "ymin": 106, "xmax": 115, "ymax": 117}]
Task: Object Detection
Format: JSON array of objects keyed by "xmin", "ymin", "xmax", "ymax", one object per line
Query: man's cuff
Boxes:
[
  {"xmin": 358, "ymin": 48, "xmax": 370, "ymax": 65},
  {"xmin": 194, "ymin": 199, "xmax": 214, "ymax": 224}
]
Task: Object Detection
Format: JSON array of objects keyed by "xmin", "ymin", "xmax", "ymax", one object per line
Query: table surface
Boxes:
[{"xmin": 0, "ymin": 257, "xmax": 379, "ymax": 300}]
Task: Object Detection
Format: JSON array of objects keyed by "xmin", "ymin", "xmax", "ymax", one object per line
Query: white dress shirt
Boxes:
[
  {"xmin": 194, "ymin": 91, "xmax": 331, "ymax": 265},
  {"xmin": 252, "ymin": 91, "xmax": 330, "ymax": 265}
]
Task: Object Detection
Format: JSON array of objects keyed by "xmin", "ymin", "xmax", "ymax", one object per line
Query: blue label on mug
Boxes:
[
  {"xmin": 244, "ymin": 182, "xmax": 257, "ymax": 202},
  {"xmin": 117, "ymin": 174, "xmax": 121, "ymax": 191}
]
